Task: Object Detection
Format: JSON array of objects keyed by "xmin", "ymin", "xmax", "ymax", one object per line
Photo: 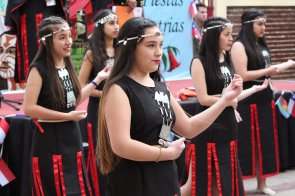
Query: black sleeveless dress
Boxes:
[
  {"xmin": 236, "ymin": 42, "xmax": 280, "ymax": 179},
  {"xmin": 187, "ymin": 56, "xmax": 245, "ymax": 196},
  {"xmin": 31, "ymin": 65, "xmax": 91, "ymax": 195},
  {"xmin": 106, "ymin": 76, "xmax": 180, "ymax": 196},
  {"xmin": 83, "ymin": 57, "xmax": 114, "ymax": 196},
  {"xmin": 86, "ymin": 57, "xmax": 114, "ymax": 145}
]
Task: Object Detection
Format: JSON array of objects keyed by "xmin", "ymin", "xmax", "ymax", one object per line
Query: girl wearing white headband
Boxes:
[
  {"xmin": 231, "ymin": 9, "xmax": 295, "ymax": 195},
  {"xmin": 78, "ymin": 9, "xmax": 119, "ymax": 196},
  {"xmin": 97, "ymin": 17, "xmax": 243, "ymax": 196},
  {"xmin": 24, "ymin": 16, "xmax": 109, "ymax": 195}
]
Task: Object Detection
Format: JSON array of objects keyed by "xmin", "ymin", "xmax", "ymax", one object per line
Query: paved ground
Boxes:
[{"xmin": 243, "ymin": 168, "xmax": 295, "ymax": 195}]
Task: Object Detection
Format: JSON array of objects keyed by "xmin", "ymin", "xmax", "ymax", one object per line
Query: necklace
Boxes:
[
  {"xmin": 153, "ymin": 85, "xmax": 173, "ymax": 148},
  {"xmin": 55, "ymin": 60, "xmax": 65, "ymax": 69}
]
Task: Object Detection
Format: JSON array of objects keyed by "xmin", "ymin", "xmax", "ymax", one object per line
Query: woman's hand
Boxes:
[
  {"xmin": 253, "ymin": 79, "xmax": 269, "ymax": 92},
  {"xmin": 266, "ymin": 65, "xmax": 280, "ymax": 76},
  {"xmin": 290, "ymin": 59, "xmax": 295, "ymax": 68},
  {"xmin": 95, "ymin": 65, "xmax": 112, "ymax": 83},
  {"xmin": 67, "ymin": 110, "xmax": 87, "ymax": 121},
  {"xmin": 230, "ymin": 98, "xmax": 238, "ymax": 109},
  {"xmin": 276, "ymin": 59, "xmax": 295, "ymax": 72},
  {"xmin": 164, "ymin": 137, "xmax": 185, "ymax": 160},
  {"xmin": 222, "ymin": 74, "xmax": 243, "ymax": 105}
]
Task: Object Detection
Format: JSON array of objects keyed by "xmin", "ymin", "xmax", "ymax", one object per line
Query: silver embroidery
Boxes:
[{"xmin": 58, "ymin": 68, "xmax": 76, "ymax": 108}]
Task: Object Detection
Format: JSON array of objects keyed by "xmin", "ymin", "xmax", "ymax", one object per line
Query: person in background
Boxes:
[
  {"xmin": 96, "ymin": 17, "xmax": 243, "ymax": 196},
  {"xmin": 112, "ymin": 0, "xmax": 143, "ymax": 27},
  {"xmin": 78, "ymin": 9, "xmax": 119, "ymax": 196},
  {"xmin": 231, "ymin": 9, "xmax": 295, "ymax": 195},
  {"xmin": 192, "ymin": 2, "xmax": 207, "ymax": 57},
  {"xmin": 181, "ymin": 16, "xmax": 269, "ymax": 196},
  {"xmin": 23, "ymin": 16, "xmax": 111, "ymax": 195}
]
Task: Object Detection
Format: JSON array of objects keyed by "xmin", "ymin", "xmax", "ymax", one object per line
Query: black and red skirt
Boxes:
[
  {"xmin": 31, "ymin": 120, "xmax": 92, "ymax": 195},
  {"xmin": 186, "ymin": 140, "xmax": 245, "ymax": 196},
  {"xmin": 237, "ymin": 100, "xmax": 280, "ymax": 179}
]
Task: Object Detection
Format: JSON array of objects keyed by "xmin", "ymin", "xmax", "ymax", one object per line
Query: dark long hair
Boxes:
[
  {"xmin": 195, "ymin": 2, "xmax": 207, "ymax": 10},
  {"xmin": 30, "ymin": 16, "xmax": 81, "ymax": 108},
  {"xmin": 89, "ymin": 9, "xmax": 117, "ymax": 72},
  {"xmin": 236, "ymin": 9, "xmax": 268, "ymax": 69},
  {"xmin": 97, "ymin": 17, "xmax": 161, "ymax": 174},
  {"xmin": 194, "ymin": 16, "xmax": 231, "ymax": 81}
]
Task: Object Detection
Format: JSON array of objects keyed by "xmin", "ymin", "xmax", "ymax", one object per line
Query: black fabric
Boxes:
[
  {"xmin": 81, "ymin": 56, "xmax": 114, "ymax": 196},
  {"xmin": 241, "ymin": 44, "xmax": 273, "ymax": 104},
  {"xmin": 237, "ymin": 100, "xmax": 279, "ymax": 177},
  {"xmin": 175, "ymin": 99, "xmax": 199, "ymax": 185},
  {"xmin": 90, "ymin": 0, "xmax": 114, "ymax": 15},
  {"xmin": 32, "ymin": 121, "xmax": 90, "ymax": 195},
  {"xmin": 191, "ymin": 56, "xmax": 237, "ymax": 144},
  {"xmin": 106, "ymin": 76, "xmax": 180, "ymax": 196},
  {"xmin": 83, "ymin": 96, "xmax": 107, "ymax": 195},
  {"xmin": 236, "ymin": 42, "xmax": 280, "ymax": 178},
  {"xmin": 191, "ymin": 142, "xmax": 244, "ymax": 196},
  {"xmin": 117, "ymin": 77, "xmax": 176, "ymax": 144},
  {"xmin": 88, "ymin": 57, "xmax": 112, "ymax": 91},
  {"xmin": 0, "ymin": 116, "xmax": 36, "ymax": 196},
  {"xmin": 236, "ymin": 39, "xmax": 270, "ymax": 73},
  {"xmin": 29, "ymin": 65, "xmax": 90, "ymax": 194},
  {"xmin": 34, "ymin": 64, "xmax": 76, "ymax": 112},
  {"xmin": 188, "ymin": 56, "xmax": 245, "ymax": 195},
  {"xmin": 177, "ymin": 92, "xmax": 295, "ymax": 180},
  {"xmin": 275, "ymin": 92, "xmax": 295, "ymax": 171},
  {"xmin": 5, "ymin": 0, "xmax": 66, "ymax": 82}
]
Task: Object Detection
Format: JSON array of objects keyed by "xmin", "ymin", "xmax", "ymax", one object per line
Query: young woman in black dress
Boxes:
[
  {"xmin": 181, "ymin": 16, "xmax": 269, "ymax": 196},
  {"xmin": 96, "ymin": 17, "xmax": 243, "ymax": 196},
  {"xmin": 231, "ymin": 9, "xmax": 295, "ymax": 195},
  {"xmin": 23, "ymin": 16, "xmax": 110, "ymax": 195},
  {"xmin": 78, "ymin": 9, "xmax": 118, "ymax": 195}
]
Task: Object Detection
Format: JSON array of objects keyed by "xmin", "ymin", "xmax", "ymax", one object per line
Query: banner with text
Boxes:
[{"xmin": 143, "ymin": 0, "xmax": 193, "ymax": 81}]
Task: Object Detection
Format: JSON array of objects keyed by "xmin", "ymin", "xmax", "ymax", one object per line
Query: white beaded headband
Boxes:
[
  {"xmin": 202, "ymin": 23, "xmax": 233, "ymax": 33},
  {"xmin": 117, "ymin": 32, "xmax": 162, "ymax": 46},
  {"xmin": 95, "ymin": 14, "xmax": 118, "ymax": 26},
  {"xmin": 243, "ymin": 17, "xmax": 266, "ymax": 24},
  {"xmin": 41, "ymin": 27, "xmax": 71, "ymax": 41}
]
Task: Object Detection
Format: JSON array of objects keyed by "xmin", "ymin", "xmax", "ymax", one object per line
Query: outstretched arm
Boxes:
[
  {"xmin": 231, "ymin": 42, "xmax": 280, "ymax": 81},
  {"xmin": 173, "ymin": 76, "xmax": 243, "ymax": 139},
  {"xmin": 78, "ymin": 50, "xmax": 112, "ymax": 104},
  {"xmin": 78, "ymin": 50, "xmax": 110, "ymax": 103},
  {"xmin": 79, "ymin": 65, "xmax": 111, "ymax": 104},
  {"xmin": 238, "ymin": 79, "xmax": 269, "ymax": 101}
]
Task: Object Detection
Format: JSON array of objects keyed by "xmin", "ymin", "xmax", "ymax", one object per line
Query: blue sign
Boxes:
[{"xmin": 143, "ymin": 0, "xmax": 193, "ymax": 81}]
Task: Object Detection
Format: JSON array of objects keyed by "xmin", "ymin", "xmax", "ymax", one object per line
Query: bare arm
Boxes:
[
  {"xmin": 78, "ymin": 50, "xmax": 102, "ymax": 98},
  {"xmin": 172, "ymin": 76, "xmax": 243, "ymax": 139},
  {"xmin": 23, "ymin": 67, "xmax": 86, "ymax": 121},
  {"xmin": 275, "ymin": 59, "xmax": 295, "ymax": 72},
  {"xmin": 105, "ymin": 76, "xmax": 242, "ymax": 162},
  {"xmin": 78, "ymin": 51, "xmax": 112, "ymax": 104},
  {"xmin": 237, "ymin": 79, "xmax": 269, "ymax": 101},
  {"xmin": 105, "ymin": 84, "xmax": 185, "ymax": 162},
  {"xmin": 191, "ymin": 58, "xmax": 220, "ymax": 106},
  {"xmin": 231, "ymin": 42, "xmax": 280, "ymax": 81}
]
